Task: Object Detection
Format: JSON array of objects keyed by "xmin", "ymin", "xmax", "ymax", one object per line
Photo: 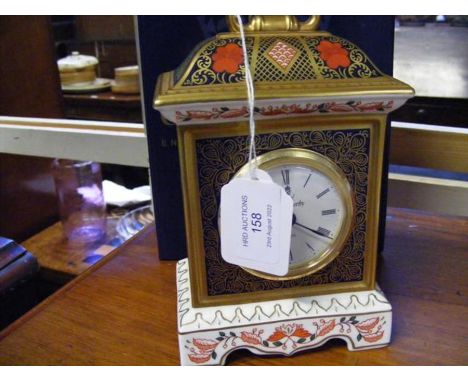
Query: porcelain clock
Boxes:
[{"xmin": 153, "ymin": 15, "xmax": 414, "ymax": 365}]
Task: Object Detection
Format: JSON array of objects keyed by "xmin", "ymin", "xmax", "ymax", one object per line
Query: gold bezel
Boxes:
[
  {"xmin": 178, "ymin": 114, "xmax": 386, "ymax": 307},
  {"xmin": 233, "ymin": 148, "xmax": 354, "ymax": 281}
]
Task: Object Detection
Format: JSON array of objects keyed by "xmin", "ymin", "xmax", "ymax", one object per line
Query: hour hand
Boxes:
[{"xmin": 281, "ymin": 169, "xmax": 292, "ymax": 196}]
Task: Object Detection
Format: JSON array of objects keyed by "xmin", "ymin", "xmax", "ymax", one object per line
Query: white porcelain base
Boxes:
[{"xmin": 177, "ymin": 259, "xmax": 392, "ymax": 366}]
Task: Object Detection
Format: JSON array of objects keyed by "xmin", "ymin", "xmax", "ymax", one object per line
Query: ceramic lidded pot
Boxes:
[
  {"xmin": 112, "ymin": 65, "xmax": 140, "ymax": 94},
  {"xmin": 57, "ymin": 51, "xmax": 99, "ymax": 86}
]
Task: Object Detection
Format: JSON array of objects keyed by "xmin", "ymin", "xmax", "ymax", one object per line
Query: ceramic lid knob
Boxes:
[{"xmin": 57, "ymin": 51, "xmax": 99, "ymax": 72}]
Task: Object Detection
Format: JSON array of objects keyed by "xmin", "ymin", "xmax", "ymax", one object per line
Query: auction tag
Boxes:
[{"xmin": 219, "ymin": 169, "xmax": 293, "ymax": 276}]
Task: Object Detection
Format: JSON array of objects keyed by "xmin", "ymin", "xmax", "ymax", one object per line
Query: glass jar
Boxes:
[{"xmin": 52, "ymin": 159, "xmax": 106, "ymax": 243}]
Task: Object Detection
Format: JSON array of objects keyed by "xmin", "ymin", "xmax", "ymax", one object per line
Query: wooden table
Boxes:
[
  {"xmin": 21, "ymin": 211, "xmax": 128, "ymax": 284},
  {"xmin": 0, "ymin": 208, "xmax": 467, "ymax": 365}
]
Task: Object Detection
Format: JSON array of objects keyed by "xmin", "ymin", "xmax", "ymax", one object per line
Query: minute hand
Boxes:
[{"xmin": 295, "ymin": 222, "xmax": 333, "ymax": 240}]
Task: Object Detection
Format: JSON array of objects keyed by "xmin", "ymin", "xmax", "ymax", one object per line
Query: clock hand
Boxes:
[
  {"xmin": 294, "ymin": 221, "xmax": 333, "ymax": 240},
  {"xmin": 295, "ymin": 222, "xmax": 332, "ymax": 239},
  {"xmin": 281, "ymin": 169, "xmax": 292, "ymax": 196}
]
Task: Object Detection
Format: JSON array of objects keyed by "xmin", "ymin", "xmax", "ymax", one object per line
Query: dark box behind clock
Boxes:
[{"xmin": 137, "ymin": 16, "xmax": 395, "ymax": 260}]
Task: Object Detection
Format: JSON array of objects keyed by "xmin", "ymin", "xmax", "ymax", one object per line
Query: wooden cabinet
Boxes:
[{"xmin": 0, "ymin": 16, "xmax": 63, "ymax": 241}]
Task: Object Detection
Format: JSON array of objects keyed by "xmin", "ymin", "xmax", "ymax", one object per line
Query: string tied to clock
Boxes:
[
  {"xmin": 237, "ymin": 15, "xmax": 258, "ymax": 180},
  {"xmin": 219, "ymin": 16, "xmax": 294, "ymax": 277}
]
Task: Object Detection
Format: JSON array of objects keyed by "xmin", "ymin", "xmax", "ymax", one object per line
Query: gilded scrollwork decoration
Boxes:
[
  {"xmin": 196, "ymin": 129, "xmax": 370, "ymax": 296},
  {"xmin": 177, "ymin": 35, "xmax": 382, "ymax": 87}
]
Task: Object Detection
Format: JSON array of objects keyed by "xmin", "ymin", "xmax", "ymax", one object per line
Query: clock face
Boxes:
[
  {"xmin": 267, "ymin": 165, "xmax": 346, "ymax": 269},
  {"xmin": 236, "ymin": 148, "xmax": 354, "ymax": 280}
]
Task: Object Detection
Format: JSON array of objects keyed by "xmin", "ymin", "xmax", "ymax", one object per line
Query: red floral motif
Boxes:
[
  {"xmin": 185, "ymin": 315, "xmax": 386, "ymax": 364},
  {"xmin": 176, "ymin": 110, "xmax": 213, "ymax": 120},
  {"xmin": 289, "ymin": 104, "xmax": 320, "ymax": 114},
  {"xmin": 219, "ymin": 106, "xmax": 249, "ymax": 119},
  {"xmin": 260, "ymin": 105, "xmax": 290, "ymax": 116},
  {"xmin": 315, "ymin": 319, "xmax": 336, "ymax": 337},
  {"xmin": 355, "ymin": 102, "xmax": 385, "ymax": 111},
  {"xmin": 267, "ymin": 331, "xmax": 286, "ymax": 342},
  {"xmin": 240, "ymin": 330, "xmax": 263, "ymax": 345},
  {"xmin": 355, "ymin": 317, "xmax": 380, "ymax": 333},
  {"xmin": 188, "ymin": 353, "xmax": 212, "ymax": 364},
  {"xmin": 316, "ymin": 40, "xmax": 351, "ymax": 69},
  {"xmin": 192, "ymin": 338, "xmax": 218, "ymax": 353},
  {"xmin": 328, "ymin": 104, "xmax": 355, "ymax": 112},
  {"xmin": 212, "ymin": 43, "xmax": 244, "ymax": 74},
  {"xmin": 268, "ymin": 323, "xmax": 311, "ymax": 342},
  {"xmin": 175, "ymin": 100, "xmax": 394, "ymax": 122},
  {"xmin": 339, "ymin": 315, "xmax": 385, "ymax": 344},
  {"xmin": 362, "ymin": 330, "xmax": 384, "ymax": 343}
]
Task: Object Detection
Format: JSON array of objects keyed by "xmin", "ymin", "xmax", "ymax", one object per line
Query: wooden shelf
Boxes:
[{"xmin": 63, "ymin": 91, "xmax": 142, "ymax": 123}]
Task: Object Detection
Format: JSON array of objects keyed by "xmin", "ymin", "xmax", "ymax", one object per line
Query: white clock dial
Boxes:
[
  {"xmin": 234, "ymin": 148, "xmax": 354, "ymax": 280},
  {"xmin": 267, "ymin": 165, "xmax": 346, "ymax": 269}
]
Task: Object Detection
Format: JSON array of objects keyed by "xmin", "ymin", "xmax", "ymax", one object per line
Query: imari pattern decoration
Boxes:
[
  {"xmin": 153, "ymin": 15, "xmax": 414, "ymax": 365},
  {"xmin": 175, "ymin": 35, "xmax": 382, "ymax": 87},
  {"xmin": 177, "ymin": 37, "xmax": 251, "ymax": 86},
  {"xmin": 266, "ymin": 40, "xmax": 300, "ymax": 72},
  {"xmin": 186, "ymin": 316, "xmax": 385, "ymax": 364},
  {"xmin": 174, "ymin": 100, "xmax": 395, "ymax": 123},
  {"xmin": 195, "ymin": 128, "xmax": 370, "ymax": 296},
  {"xmin": 177, "ymin": 260, "xmax": 392, "ymax": 366}
]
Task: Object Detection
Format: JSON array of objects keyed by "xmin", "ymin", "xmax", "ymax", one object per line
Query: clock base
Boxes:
[{"xmin": 177, "ymin": 259, "xmax": 392, "ymax": 366}]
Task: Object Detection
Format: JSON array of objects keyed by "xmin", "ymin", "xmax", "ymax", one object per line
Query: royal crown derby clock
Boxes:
[{"xmin": 154, "ymin": 16, "xmax": 414, "ymax": 365}]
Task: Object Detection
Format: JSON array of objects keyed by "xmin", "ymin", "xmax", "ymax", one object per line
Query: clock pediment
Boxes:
[{"xmin": 154, "ymin": 29, "xmax": 413, "ymax": 115}]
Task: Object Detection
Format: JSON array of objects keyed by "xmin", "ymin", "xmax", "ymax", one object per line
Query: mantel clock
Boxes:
[{"xmin": 154, "ymin": 15, "xmax": 414, "ymax": 365}]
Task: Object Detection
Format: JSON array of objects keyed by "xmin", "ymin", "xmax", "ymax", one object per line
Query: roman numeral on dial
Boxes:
[
  {"xmin": 303, "ymin": 173, "xmax": 311, "ymax": 188},
  {"xmin": 317, "ymin": 226, "xmax": 331, "ymax": 237},
  {"xmin": 316, "ymin": 187, "xmax": 330, "ymax": 199},
  {"xmin": 321, "ymin": 209, "xmax": 336, "ymax": 216}
]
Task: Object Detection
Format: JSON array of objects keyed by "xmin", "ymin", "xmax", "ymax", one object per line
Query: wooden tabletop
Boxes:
[
  {"xmin": 0, "ymin": 207, "xmax": 467, "ymax": 365},
  {"xmin": 21, "ymin": 210, "xmax": 131, "ymax": 284}
]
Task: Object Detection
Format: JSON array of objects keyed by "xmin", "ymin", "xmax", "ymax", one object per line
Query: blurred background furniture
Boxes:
[
  {"xmin": 392, "ymin": 22, "xmax": 468, "ymax": 128},
  {"xmin": 0, "ymin": 16, "xmax": 63, "ymax": 243},
  {"xmin": 0, "ymin": 237, "xmax": 42, "ymax": 330},
  {"xmin": 0, "ymin": 237, "xmax": 39, "ymax": 295},
  {"xmin": 389, "ymin": 19, "xmax": 468, "ymax": 216},
  {"xmin": 63, "ymin": 92, "xmax": 142, "ymax": 123},
  {"xmin": 0, "ymin": 16, "xmax": 147, "ymax": 330},
  {"xmin": 388, "ymin": 122, "xmax": 468, "ymax": 216},
  {"xmin": 51, "ymin": 16, "xmax": 142, "ymax": 123}
]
